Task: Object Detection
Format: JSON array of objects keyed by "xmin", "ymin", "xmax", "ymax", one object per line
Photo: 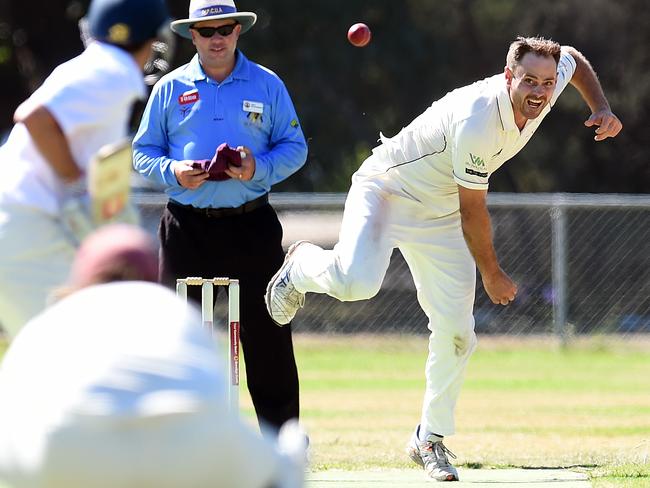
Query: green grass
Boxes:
[
  {"xmin": 1, "ymin": 333, "xmax": 648, "ymax": 486},
  {"xmin": 264, "ymin": 334, "xmax": 649, "ymax": 482},
  {"xmin": 591, "ymin": 461, "xmax": 650, "ymax": 487}
]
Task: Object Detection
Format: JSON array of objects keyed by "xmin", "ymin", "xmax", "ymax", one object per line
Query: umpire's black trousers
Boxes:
[{"xmin": 159, "ymin": 198, "xmax": 300, "ymax": 433}]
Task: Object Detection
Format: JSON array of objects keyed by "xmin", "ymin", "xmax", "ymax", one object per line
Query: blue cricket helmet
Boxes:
[{"xmin": 87, "ymin": 0, "xmax": 170, "ymax": 46}]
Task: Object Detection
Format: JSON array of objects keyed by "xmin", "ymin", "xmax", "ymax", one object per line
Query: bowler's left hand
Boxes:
[
  {"xmin": 584, "ymin": 110, "xmax": 622, "ymax": 141},
  {"xmin": 225, "ymin": 146, "xmax": 256, "ymax": 181}
]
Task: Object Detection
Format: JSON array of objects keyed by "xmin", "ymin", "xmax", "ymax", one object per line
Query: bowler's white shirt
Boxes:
[
  {"xmin": 0, "ymin": 42, "xmax": 145, "ymax": 215},
  {"xmin": 355, "ymin": 49, "xmax": 577, "ymax": 216}
]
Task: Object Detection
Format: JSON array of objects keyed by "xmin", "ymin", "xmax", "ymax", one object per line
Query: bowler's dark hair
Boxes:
[{"xmin": 506, "ymin": 36, "xmax": 561, "ymax": 70}]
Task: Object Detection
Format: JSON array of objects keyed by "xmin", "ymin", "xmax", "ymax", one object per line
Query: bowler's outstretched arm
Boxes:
[{"xmin": 563, "ymin": 46, "xmax": 623, "ymax": 141}]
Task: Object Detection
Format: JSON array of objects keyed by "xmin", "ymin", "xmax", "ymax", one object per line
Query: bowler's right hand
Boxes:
[
  {"xmin": 172, "ymin": 160, "xmax": 209, "ymax": 189},
  {"xmin": 482, "ymin": 268, "xmax": 518, "ymax": 306}
]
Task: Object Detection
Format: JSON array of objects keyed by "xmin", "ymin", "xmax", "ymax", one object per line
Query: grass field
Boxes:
[
  {"xmin": 1, "ymin": 333, "xmax": 648, "ymax": 486},
  {"xmin": 242, "ymin": 334, "xmax": 650, "ymax": 486}
]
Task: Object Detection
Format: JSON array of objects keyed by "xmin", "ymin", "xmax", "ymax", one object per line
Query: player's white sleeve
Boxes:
[
  {"xmin": 40, "ymin": 78, "xmax": 131, "ymax": 137},
  {"xmin": 451, "ymin": 118, "xmax": 493, "ymax": 191},
  {"xmin": 550, "ymin": 49, "xmax": 578, "ymax": 106}
]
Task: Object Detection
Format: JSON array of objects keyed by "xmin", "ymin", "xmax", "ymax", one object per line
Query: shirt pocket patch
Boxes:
[
  {"xmin": 241, "ymin": 101, "xmax": 271, "ymax": 136},
  {"xmin": 242, "ymin": 100, "xmax": 264, "ymax": 114}
]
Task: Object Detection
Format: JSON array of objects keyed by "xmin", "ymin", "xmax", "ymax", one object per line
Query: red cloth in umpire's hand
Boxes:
[{"xmin": 192, "ymin": 143, "xmax": 243, "ymax": 181}]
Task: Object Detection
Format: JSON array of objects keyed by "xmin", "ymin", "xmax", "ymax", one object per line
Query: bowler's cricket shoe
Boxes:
[
  {"xmin": 407, "ymin": 425, "xmax": 459, "ymax": 482},
  {"xmin": 265, "ymin": 241, "xmax": 307, "ymax": 326}
]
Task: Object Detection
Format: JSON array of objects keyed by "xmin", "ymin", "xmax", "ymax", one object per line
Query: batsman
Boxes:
[
  {"xmin": 0, "ymin": 0, "xmax": 170, "ymax": 338},
  {"xmin": 266, "ymin": 36, "xmax": 622, "ymax": 481}
]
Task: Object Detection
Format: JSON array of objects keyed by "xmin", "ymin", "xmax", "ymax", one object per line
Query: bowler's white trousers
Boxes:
[
  {"xmin": 290, "ymin": 175, "xmax": 477, "ymax": 436},
  {"xmin": 0, "ymin": 204, "xmax": 75, "ymax": 338}
]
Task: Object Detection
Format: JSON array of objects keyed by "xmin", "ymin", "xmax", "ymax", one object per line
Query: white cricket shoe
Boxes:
[
  {"xmin": 265, "ymin": 241, "xmax": 307, "ymax": 326},
  {"xmin": 406, "ymin": 425, "xmax": 459, "ymax": 482}
]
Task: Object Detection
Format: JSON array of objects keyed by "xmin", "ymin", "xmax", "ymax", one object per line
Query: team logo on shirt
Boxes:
[
  {"xmin": 178, "ymin": 90, "xmax": 199, "ymax": 118},
  {"xmin": 179, "ymin": 90, "xmax": 199, "ymax": 105},
  {"xmin": 465, "ymin": 153, "xmax": 488, "ymax": 178}
]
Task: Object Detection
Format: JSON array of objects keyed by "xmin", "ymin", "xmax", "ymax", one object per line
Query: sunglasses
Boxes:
[{"xmin": 191, "ymin": 23, "xmax": 239, "ymax": 38}]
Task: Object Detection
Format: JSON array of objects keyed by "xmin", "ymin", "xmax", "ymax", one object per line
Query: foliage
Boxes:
[{"xmin": 1, "ymin": 0, "xmax": 648, "ymax": 192}]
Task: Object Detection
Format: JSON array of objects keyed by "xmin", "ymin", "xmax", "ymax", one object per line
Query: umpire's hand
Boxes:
[
  {"xmin": 173, "ymin": 160, "xmax": 209, "ymax": 189},
  {"xmin": 225, "ymin": 146, "xmax": 256, "ymax": 181}
]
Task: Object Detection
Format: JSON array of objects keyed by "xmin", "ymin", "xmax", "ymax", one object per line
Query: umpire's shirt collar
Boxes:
[{"xmin": 187, "ymin": 49, "xmax": 251, "ymax": 83}]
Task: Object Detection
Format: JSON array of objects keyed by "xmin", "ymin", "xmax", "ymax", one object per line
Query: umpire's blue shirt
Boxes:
[{"xmin": 133, "ymin": 51, "xmax": 307, "ymax": 208}]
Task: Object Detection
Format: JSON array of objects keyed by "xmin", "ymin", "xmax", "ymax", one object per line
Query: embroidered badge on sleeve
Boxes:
[{"xmin": 465, "ymin": 153, "xmax": 488, "ymax": 178}]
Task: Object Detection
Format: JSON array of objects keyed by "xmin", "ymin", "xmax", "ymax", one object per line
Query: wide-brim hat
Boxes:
[{"xmin": 170, "ymin": 0, "xmax": 257, "ymax": 39}]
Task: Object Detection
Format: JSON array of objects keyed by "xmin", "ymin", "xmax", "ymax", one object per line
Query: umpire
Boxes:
[{"xmin": 133, "ymin": 0, "xmax": 307, "ymax": 434}]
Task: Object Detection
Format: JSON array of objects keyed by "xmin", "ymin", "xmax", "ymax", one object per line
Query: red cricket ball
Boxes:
[{"xmin": 347, "ymin": 23, "xmax": 372, "ymax": 48}]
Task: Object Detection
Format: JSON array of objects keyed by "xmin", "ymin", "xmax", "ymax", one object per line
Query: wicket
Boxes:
[{"xmin": 176, "ymin": 277, "xmax": 240, "ymax": 411}]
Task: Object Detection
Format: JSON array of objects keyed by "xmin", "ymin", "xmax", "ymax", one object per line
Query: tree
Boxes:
[{"xmin": 1, "ymin": 0, "xmax": 647, "ymax": 192}]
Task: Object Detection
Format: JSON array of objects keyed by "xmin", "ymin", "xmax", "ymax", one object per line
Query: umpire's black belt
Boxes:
[{"xmin": 169, "ymin": 194, "xmax": 269, "ymax": 218}]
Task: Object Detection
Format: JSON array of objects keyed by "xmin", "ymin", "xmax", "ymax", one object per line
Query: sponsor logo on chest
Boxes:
[
  {"xmin": 178, "ymin": 90, "xmax": 199, "ymax": 118},
  {"xmin": 179, "ymin": 90, "xmax": 200, "ymax": 105}
]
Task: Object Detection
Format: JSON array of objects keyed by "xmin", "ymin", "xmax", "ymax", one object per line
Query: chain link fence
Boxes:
[{"xmin": 135, "ymin": 192, "xmax": 650, "ymax": 340}]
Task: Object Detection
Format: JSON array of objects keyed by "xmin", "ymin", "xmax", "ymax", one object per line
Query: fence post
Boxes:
[{"xmin": 551, "ymin": 200, "xmax": 568, "ymax": 346}]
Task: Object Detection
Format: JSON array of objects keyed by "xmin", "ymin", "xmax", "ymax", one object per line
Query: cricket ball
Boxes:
[{"xmin": 347, "ymin": 23, "xmax": 372, "ymax": 48}]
